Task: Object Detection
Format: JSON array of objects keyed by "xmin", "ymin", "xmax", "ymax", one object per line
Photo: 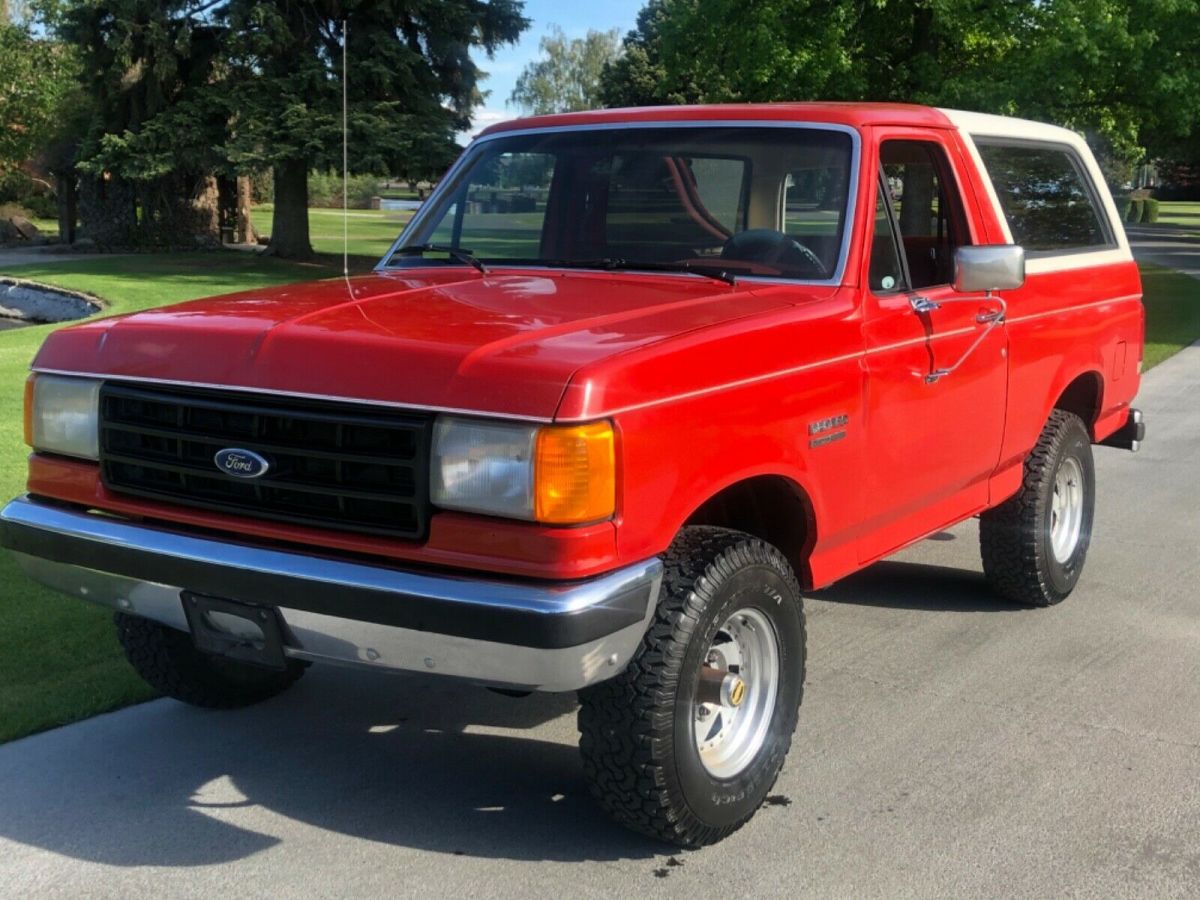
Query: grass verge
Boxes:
[
  {"xmin": 0, "ymin": 255, "xmax": 1193, "ymax": 743},
  {"xmin": 1140, "ymin": 262, "xmax": 1200, "ymax": 369},
  {"xmin": 1156, "ymin": 200, "xmax": 1200, "ymax": 230},
  {"xmin": 0, "ymin": 251, "xmax": 360, "ymax": 743}
]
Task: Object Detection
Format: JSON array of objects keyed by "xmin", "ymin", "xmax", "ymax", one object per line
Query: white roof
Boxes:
[{"xmin": 937, "ymin": 108, "xmax": 1087, "ymax": 148}]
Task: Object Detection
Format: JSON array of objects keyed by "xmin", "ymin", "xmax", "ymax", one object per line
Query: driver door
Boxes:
[{"xmin": 857, "ymin": 134, "xmax": 1009, "ymax": 563}]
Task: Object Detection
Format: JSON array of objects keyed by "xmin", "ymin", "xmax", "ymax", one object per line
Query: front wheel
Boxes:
[
  {"xmin": 980, "ymin": 409, "xmax": 1096, "ymax": 606},
  {"xmin": 578, "ymin": 527, "xmax": 806, "ymax": 847}
]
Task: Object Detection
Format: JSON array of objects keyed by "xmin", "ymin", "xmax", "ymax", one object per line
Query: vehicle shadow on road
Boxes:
[
  {"xmin": 0, "ymin": 666, "xmax": 664, "ymax": 867},
  {"xmin": 813, "ymin": 560, "xmax": 1025, "ymax": 612}
]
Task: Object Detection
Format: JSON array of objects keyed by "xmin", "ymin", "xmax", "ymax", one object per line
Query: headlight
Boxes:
[
  {"xmin": 24, "ymin": 374, "xmax": 101, "ymax": 460},
  {"xmin": 432, "ymin": 417, "xmax": 615, "ymax": 524}
]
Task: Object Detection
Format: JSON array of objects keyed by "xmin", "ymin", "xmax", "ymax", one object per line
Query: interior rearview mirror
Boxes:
[{"xmin": 953, "ymin": 244, "xmax": 1025, "ymax": 294}]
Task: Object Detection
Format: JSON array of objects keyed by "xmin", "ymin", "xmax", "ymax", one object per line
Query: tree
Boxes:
[
  {"xmin": 599, "ymin": 0, "xmax": 1200, "ymax": 170},
  {"xmin": 509, "ymin": 25, "xmax": 621, "ymax": 115},
  {"xmin": 42, "ymin": 0, "xmax": 526, "ymax": 255},
  {"xmin": 48, "ymin": 0, "xmax": 230, "ymax": 247},
  {"xmin": 220, "ymin": 0, "xmax": 528, "ymax": 259},
  {"xmin": 0, "ymin": 19, "xmax": 76, "ymax": 179}
]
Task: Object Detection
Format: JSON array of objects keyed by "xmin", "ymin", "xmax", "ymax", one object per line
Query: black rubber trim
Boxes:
[{"xmin": 0, "ymin": 513, "xmax": 650, "ymax": 650}]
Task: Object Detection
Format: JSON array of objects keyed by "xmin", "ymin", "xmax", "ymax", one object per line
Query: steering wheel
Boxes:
[{"xmin": 720, "ymin": 229, "xmax": 828, "ymax": 278}]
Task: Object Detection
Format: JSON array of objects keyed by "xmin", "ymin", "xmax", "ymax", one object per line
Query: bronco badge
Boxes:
[{"xmin": 213, "ymin": 448, "xmax": 270, "ymax": 479}]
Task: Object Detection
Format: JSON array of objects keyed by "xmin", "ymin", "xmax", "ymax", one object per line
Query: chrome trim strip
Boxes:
[
  {"xmin": 556, "ymin": 292, "xmax": 1143, "ymax": 421},
  {"xmin": 8, "ymin": 551, "xmax": 658, "ymax": 691},
  {"xmin": 0, "ymin": 497, "xmax": 657, "ymax": 617},
  {"xmin": 1005, "ymin": 293, "xmax": 1142, "ymax": 325},
  {"xmin": 27, "ymin": 369, "xmax": 557, "ymax": 423},
  {"xmin": 0, "ymin": 497, "xmax": 662, "ymax": 691},
  {"xmin": 37, "ymin": 292, "xmax": 1140, "ymax": 427},
  {"xmin": 378, "ymin": 120, "xmax": 863, "ymax": 288}
]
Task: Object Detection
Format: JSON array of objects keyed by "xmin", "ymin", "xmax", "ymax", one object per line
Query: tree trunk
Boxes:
[
  {"xmin": 236, "ymin": 175, "xmax": 256, "ymax": 244},
  {"xmin": 268, "ymin": 159, "xmax": 312, "ymax": 259},
  {"xmin": 56, "ymin": 173, "xmax": 77, "ymax": 244}
]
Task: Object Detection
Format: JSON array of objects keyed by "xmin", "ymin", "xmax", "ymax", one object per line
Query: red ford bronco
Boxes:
[{"xmin": 2, "ymin": 104, "xmax": 1145, "ymax": 846}]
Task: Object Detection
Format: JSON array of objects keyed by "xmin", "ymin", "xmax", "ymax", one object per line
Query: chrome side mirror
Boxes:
[{"xmin": 953, "ymin": 244, "xmax": 1025, "ymax": 294}]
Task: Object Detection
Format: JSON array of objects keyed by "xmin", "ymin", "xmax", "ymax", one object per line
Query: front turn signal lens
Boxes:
[{"xmin": 534, "ymin": 422, "xmax": 615, "ymax": 524}]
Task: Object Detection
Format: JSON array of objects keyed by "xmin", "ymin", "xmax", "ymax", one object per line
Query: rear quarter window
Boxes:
[{"xmin": 974, "ymin": 140, "xmax": 1114, "ymax": 255}]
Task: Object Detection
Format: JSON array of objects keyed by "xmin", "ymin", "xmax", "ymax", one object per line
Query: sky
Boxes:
[{"xmin": 466, "ymin": 0, "xmax": 645, "ymax": 137}]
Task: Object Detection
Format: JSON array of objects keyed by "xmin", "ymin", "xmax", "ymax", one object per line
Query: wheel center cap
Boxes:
[{"xmin": 726, "ymin": 676, "xmax": 746, "ymax": 707}]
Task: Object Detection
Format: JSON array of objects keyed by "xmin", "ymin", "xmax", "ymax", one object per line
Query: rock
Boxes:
[
  {"xmin": 0, "ymin": 279, "xmax": 101, "ymax": 323},
  {"xmin": 9, "ymin": 216, "xmax": 40, "ymax": 240},
  {"xmin": 0, "ymin": 220, "xmax": 20, "ymax": 243}
]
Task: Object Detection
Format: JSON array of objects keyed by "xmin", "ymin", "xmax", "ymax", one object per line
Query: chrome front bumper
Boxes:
[{"xmin": 0, "ymin": 496, "xmax": 661, "ymax": 691}]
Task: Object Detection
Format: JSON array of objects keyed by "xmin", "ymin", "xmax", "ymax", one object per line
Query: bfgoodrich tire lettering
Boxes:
[
  {"xmin": 980, "ymin": 409, "xmax": 1096, "ymax": 606},
  {"xmin": 578, "ymin": 526, "xmax": 806, "ymax": 847}
]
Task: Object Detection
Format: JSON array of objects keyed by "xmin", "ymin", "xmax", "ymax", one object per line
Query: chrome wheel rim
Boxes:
[
  {"xmin": 1050, "ymin": 456, "xmax": 1085, "ymax": 563},
  {"xmin": 694, "ymin": 607, "xmax": 780, "ymax": 779}
]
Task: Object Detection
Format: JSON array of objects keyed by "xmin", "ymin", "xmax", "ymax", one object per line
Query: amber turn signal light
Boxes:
[{"xmin": 534, "ymin": 421, "xmax": 615, "ymax": 524}]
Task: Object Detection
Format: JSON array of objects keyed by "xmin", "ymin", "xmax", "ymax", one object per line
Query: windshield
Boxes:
[{"xmin": 389, "ymin": 125, "xmax": 855, "ymax": 282}]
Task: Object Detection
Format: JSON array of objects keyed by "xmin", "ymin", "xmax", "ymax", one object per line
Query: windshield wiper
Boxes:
[
  {"xmin": 541, "ymin": 257, "xmax": 738, "ymax": 287},
  {"xmin": 388, "ymin": 243, "xmax": 489, "ymax": 275}
]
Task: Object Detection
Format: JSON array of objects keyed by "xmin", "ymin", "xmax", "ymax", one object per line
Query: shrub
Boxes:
[
  {"xmin": 24, "ymin": 193, "xmax": 57, "ymax": 219},
  {"xmin": 0, "ymin": 202, "xmax": 34, "ymax": 221},
  {"xmin": 307, "ymin": 170, "xmax": 381, "ymax": 209},
  {"xmin": 1116, "ymin": 194, "xmax": 1132, "ymax": 223},
  {"xmin": 1144, "ymin": 198, "xmax": 1160, "ymax": 223},
  {"xmin": 1128, "ymin": 199, "xmax": 1145, "ymax": 223},
  {"xmin": 250, "ymin": 170, "xmax": 273, "ymax": 204},
  {"xmin": 0, "ymin": 171, "xmax": 56, "ymax": 218}
]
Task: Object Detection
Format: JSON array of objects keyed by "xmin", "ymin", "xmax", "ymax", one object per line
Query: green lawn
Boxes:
[
  {"xmin": 0, "ymin": 251, "xmax": 360, "ymax": 743},
  {"xmin": 254, "ymin": 204, "xmax": 412, "ymax": 260},
  {"xmin": 1156, "ymin": 200, "xmax": 1200, "ymax": 230},
  {"xmin": 1140, "ymin": 262, "xmax": 1200, "ymax": 368},
  {"xmin": 0, "ymin": 254, "xmax": 1194, "ymax": 744}
]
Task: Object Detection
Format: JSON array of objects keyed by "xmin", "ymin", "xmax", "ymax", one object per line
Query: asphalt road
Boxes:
[
  {"xmin": 1129, "ymin": 224, "xmax": 1200, "ymax": 278},
  {"xmin": 1, "ymin": 345, "xmax": 1198, "ymax": 898}
]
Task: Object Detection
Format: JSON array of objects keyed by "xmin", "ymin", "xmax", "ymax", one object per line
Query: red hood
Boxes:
[{"xmin": 34, "ymin": 269, "xmax": 794, "ymax": 419}]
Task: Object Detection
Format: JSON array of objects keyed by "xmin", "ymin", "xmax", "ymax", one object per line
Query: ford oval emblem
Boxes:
[{"xmin": 214, "ymin": 448, "xmax": 270, "ymax": 479}]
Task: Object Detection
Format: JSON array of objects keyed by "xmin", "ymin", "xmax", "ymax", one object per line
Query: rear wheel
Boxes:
[
  {"xmin": 578, "ymin": 527, "xmax": 806, "ymax": 847},
  {"xmin": 980, "ymin": 409, "xmax": 1095, "ymax": 606},
  {"xmin": 116, "ymin": 613, "xmax": 304, "ymax": 709}
]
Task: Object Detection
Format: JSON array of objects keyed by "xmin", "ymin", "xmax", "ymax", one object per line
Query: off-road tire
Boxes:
[
  {"xmin": 578, "ymin": 526, "xmax": 806, "ymax": 847},
  {"xmin": 980, "ymin": 409, "xmax": 1095, "ymax": 606},
  {"xmin": 116, "ymin": 613, "xmax": 304, "ymax": 709}
]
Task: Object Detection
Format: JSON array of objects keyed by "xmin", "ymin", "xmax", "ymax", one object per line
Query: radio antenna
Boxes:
[{"xmin": 341, "ymin": 18, "xmax": 349, "ymax": 283}]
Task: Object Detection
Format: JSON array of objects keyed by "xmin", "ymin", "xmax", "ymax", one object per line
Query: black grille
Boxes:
[{"xmin": 99, "ymin": 383, "xmax": 432, "ymax": 539}]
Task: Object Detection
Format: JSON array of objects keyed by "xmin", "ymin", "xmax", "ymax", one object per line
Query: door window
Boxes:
[
  {"xmin": 877, "ymin": 141, "xmax": 970, "ymax": 289},
  {"xmin": 869, "ymin": 178, "xmax": 906, "ymax": 293}
]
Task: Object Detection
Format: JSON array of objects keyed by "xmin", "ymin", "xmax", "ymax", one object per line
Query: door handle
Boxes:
[{"xmin": 976, "ymin": 308, "xmax": 1004, "ymax": 324}]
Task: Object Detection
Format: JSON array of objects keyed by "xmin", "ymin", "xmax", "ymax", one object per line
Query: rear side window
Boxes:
[{"xmin": 974, "ymin": 140, "xmax": 1113, "ymax": 254}]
